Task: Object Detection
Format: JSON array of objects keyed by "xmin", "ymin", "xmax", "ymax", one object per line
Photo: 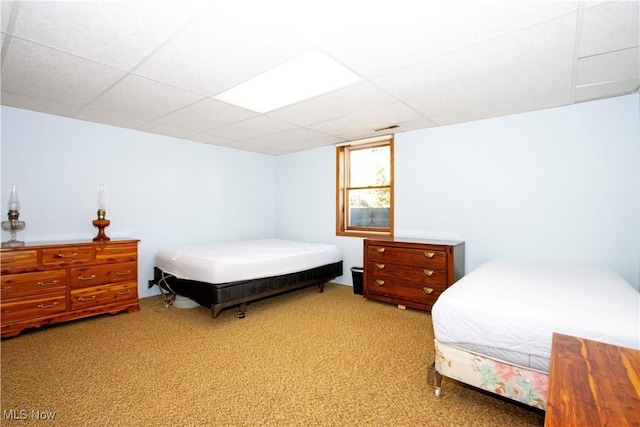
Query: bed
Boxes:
[
  {"xmin": 150, "ymin": 238, "xmax": 343, "ymax": 318},
  {"xmin": 427, "ymin": 260, "xmax": 640, "ymax": 410}
]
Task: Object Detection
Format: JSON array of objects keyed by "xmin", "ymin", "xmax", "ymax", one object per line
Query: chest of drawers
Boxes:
[
  {"xmin": 1, "ymin": 239, "xmax": 139, "ymax": 338},
  {"xmin": 363, "ymin": 238, "xmax": 464, "ymax": 311}
]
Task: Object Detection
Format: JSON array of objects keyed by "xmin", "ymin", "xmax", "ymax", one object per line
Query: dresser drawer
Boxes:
[
  {"xmin": 1, "ymin": 293, "xmax": 67, "ymax": 323},
  {"xmin": 70, "ymin": 262, "xmax": 137, "ymax": 288},
  {"xmin": 366, "ymin": 245, "xmax": 447, "ymax": 268},
  {"xmin": 71, "ymin": 282, "xmax": 137, "ymax": 310},
  {"xmin": 367, "ymin": 261, "xmax": 447, "ymax": 286},
  {"xmin": 42, "ymin": 246, "xmax": 93, "ymax": 266},
  {"xmin": 95, "ymin": 243, "xmax": 138, "ymax": 263},
  {"xmin": 1, "ymin": 270, "xmax": 67, "ymax": 300},
  {"xmin": 1, "ymin": 250, "xmax": 38, "ymax": 269},
  {"xmin": 366, "ymin": 277, "xmax": 442, "ymax": 306}
]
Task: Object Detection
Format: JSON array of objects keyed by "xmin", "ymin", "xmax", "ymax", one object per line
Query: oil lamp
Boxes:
[
  {"xmin": 1, "ymin": 185, "xmax": 26, "ymax": 247},
  {"xmin": 92, "ymin": 184, "xmax": 110, "ymax": 241}
]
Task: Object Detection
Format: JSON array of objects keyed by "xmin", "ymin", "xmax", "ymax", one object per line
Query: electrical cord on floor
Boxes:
[{"xmin": 153, "ymin": 272, "xmax": 176, "ymax": 309}]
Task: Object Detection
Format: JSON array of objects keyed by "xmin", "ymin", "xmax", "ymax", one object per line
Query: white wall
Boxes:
[
  {"xmin": 2, "ymin": 94, "xmax": 639, "ymax": 296},
  {"xmin": 274, "ymin": 146, "xmax": 363, "ymax": 283},
  {"xmin": 1, "ymin": 107, "xmax": 277, "ymax": 297},
  {"xmin": 276, "ymin": 94, "xmax": 640, "ymax": 290}
]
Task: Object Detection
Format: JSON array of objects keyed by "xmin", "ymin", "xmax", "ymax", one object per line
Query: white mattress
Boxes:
[
  {"xmin": 156, "ymin": 238, "xmax": 342, "ymax": 284},
  {"xmin": 432, "ymin": 260, "xmax": 640, "ymax": 372}
]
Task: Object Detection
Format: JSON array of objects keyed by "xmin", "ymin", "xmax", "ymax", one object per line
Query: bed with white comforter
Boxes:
[
  {"xmin": 429, "ymin": 260, "xmax": 640, "ymax": 409},
  {"xmin": 152, "ymin": 238, "xmax": 343, "ymax": 318}
]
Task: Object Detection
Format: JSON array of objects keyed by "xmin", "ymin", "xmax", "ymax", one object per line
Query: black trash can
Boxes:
[{"xmin": 351, "ymin": 267, "xmax": 364, "ymax": 295}]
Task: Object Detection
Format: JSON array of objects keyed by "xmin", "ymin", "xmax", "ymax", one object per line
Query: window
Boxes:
[{"xmin": 336, "ymin": 136, "xmax": 394, "ymax": 237}]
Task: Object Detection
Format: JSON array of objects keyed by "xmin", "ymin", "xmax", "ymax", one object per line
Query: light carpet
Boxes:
[{"xmin": 1, "ymin": 283, "xmax": 544, "ymax": 426}]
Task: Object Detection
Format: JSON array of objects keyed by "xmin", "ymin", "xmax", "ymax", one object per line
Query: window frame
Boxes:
[{"xmin": 336, "ymin": 135, "xmax": 394, "ymax": 238}]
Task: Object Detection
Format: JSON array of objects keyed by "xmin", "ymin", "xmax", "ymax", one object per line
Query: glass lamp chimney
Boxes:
[
  {"xmin": 8, "ymin": 185, "xmax": 20, "ymax": 211},
  {"xmin": 98, "ymin": 184, "xmax": 106, "ymax": 210}
]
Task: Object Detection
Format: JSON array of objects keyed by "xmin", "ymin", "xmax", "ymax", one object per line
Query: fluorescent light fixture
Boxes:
[{"xmin": 214, "ymin": 50, "xmax": 362, "ymax": 113}]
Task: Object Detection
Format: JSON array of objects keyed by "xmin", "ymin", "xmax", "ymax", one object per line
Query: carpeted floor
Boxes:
[{"xmin": 1, "ymin": 283, "xmax": 544, "ymax": 426}]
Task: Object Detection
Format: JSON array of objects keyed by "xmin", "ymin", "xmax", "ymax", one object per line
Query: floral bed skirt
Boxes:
[{"xmin": 433, "ymin": 340, "xmax": 548, "ymax": 410}]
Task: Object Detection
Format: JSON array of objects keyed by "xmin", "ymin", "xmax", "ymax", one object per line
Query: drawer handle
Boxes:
[
  {"xmin": 38, "ymin": 301, "xmax": 60, "ymax": 309},
  {"xmin": 56, "ymin": 252, "xmax": 78, "ymax": 258},
  {"xmin": 77, "ymin": 274, "xmax": 97, "ymax": 281},
  {"xmin": 115, "ymin": 270, "xmax": 131, "ymax": 276},
  {"xmin": 424, "ymin": 252, "xmax": 435, "ymax": 259},
  {"xmin": 38, "ymin": 280, "xmax": 59, "ymax": 286},
  {"xmin": 77, "ymin": 295, "xmax": 97, "ymax": 302},
  {"xmin": 375, "ymin": 279, "xmax": 385, "ymax": 286},
  {"xmin": 423, "ymin": 287, "xmax": 434, "ymax": 295},
  {"xmin": 376, "ymin": 263, "xmax": 385, "ymax": 270},
  {"xmin": 117, "ymin": 289, "xmax": 131, "ymax": 295},
  {"xmin": 2, "ymin": 286, "xmax": 11, "ymax": 291},
  {"xmin": 423, "ymin": 269, "xmax": 434, "ymax": 277},
  {"xmin": 376, "ymin": 247, "xmax": 385, "ymax": 253},
  {"xmin": 109, "ymin": 249, "xmax": 124, "ymax": 254}
]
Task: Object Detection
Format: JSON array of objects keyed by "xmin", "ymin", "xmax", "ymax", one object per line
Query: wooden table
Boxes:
[{"xmin": 545, "ymin": 333, "xmax": 640, "ymax": 427}]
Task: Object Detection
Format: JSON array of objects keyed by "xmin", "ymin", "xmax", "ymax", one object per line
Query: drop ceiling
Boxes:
[{"xmin": 1, "ymin": 1, "xmax": 638, "ymax": 156}]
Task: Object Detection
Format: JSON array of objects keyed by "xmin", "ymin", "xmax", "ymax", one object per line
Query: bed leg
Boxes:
[
  {"xmin": 427, "ymin": 362, "xmax": 435, "ymax": 384},
  {"xmin": 318, "ymin": 282, "xmax": 325, "ymax": 293},
  {"xmin": 427, "ymin": 362, "xmax": 443, "ymax": 397},
  {"xmin": 237, "ymin": 302, "xmax": 247, "ymax": 319},
  {"xmin": 212, "ymin": 304, "xmax": 222, "ymax": 318},
  {"xmin": 434, "ymin": 373, "xmax": 442, "ymax": 397}
]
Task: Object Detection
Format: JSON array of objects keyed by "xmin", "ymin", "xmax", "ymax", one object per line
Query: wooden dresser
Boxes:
[
  {"xmin": 1, "ymin": 239, "xmax": 140, "ymax": 338},
  {"xmin": 363, "ymin": 237, "xmax": 465, "ymax": 311},
  {"xmin": 545, "ymin": 333, "xmax": 640, "ymax": 427}
]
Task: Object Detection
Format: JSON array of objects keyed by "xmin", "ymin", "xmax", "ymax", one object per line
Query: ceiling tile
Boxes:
[
  {"xmin": 1, "ymin": 91, "xmax": 80, "ymax": 118},
  {"xmin": 1, "ymin": 38, "xmax": 126, "ymax": 107},
  {"xmin": 576, "ymin": 47, "xmax": 640, "ymax": 86},
  {"xmin": 75, "ymin": 108, "xmax": 147, "ymax": 130},
  {"xmin": 244, "ymin": 128, "xmax": 330, "ymax": 149},
  {"xmin": 85, "ymin": 75, "xmax": 204, "ymax": 122},
  {"xmin": 430, "ymin": 90, "xmax": 572, "ymax": 126},
  {"xmin": 138, "ymin": 122, "xmax": 196, "ymax": 140},
  {"xmin": 267, "ymin": 82, "xmax": 397, "ymax": 127},
  {"xmin": 374, "ymin": 13, "xmax": 577, "ymax": 101},
  {"xmin": 135, "ymin": 7, "xmax": 312, "ymax": 96},
  {"xmin": 1, "ymin": 1, "xmax": 14, "ymax": 32},
  {"xmin": 226, "ymin": 141, "xmax": 288, "ymax": 156},
  {"xmin": 575, "ymin": 78, "xmax": 640, "ymax": 102},
  {"xmin": 207, "ymin": 116, "xmax": 297, "ymax": 141},
  {"xmin": 189, "ymin": 132, "xmax": 236, "ymax": 147},
  {"xmin": 322, "ymin": 1, "xmax": 578, "ymax": 79},
  {"xmin": 406, "ymin": 61, "xmax": 573, "ymax": 117},
  {"xmin": 309, "ymin": 102, "xmax": 422, "ymax": 136},
  {"xmin": 579, "ymin": 1, "xmax": 640, "ymax": 58},
  {"xmin": 281, "ymin": 135, "xmax": 344, "ymax": 154},
  {"xmin": 8, "ymin": 1, "xmax": 206, "ymax": 70},
  {"xmin": 152, "ymin": 98, "xmax": 257, "ymax": 133}
]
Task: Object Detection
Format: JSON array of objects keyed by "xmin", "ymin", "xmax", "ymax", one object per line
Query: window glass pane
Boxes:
[
  {"xmin": 349, "ymin": 146, "xmax": 390, "ymax": 187},
  {"xmin": 348, "ymin": 188, "xmax": 390, "ymax": 228}
]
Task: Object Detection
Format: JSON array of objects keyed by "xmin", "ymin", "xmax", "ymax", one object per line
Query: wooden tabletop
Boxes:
[{"xmin": 545, "ymin": 333, "xmax": 640, "ymax": 427}]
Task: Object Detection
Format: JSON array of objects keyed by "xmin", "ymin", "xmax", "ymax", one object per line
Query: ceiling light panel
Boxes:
[{"xmin": 213, "ymin": 50, "xmax": 362, "ymax": 113}]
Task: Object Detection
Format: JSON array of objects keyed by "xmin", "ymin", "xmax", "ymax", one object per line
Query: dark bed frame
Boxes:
[{"xmin": 150, "ymin": 261, "xmax": 343, "ymax": 318}]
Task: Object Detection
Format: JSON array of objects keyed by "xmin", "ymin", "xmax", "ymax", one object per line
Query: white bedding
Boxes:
[
  {"xmin": 432, "ymin": 260, "xmax": 640, "ymax": 372},
  {"xmin": 156, "ymin": 238, "xmax": 342, "ymax": 284}
]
